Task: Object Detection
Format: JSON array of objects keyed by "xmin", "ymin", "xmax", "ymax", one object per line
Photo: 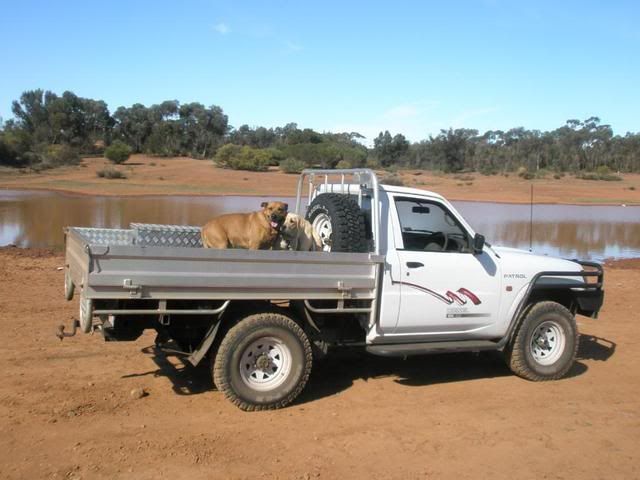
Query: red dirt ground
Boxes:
[
  {"xmin": 0, "ymin": 247, "xmax": 638, "ymax": 479},
  {"xmin": 1, "ymin": 155, "xmax": 639, "ymax": 205}
]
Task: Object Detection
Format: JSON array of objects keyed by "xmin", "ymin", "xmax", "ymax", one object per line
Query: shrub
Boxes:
[
  {"xmin": 104, "ymin": 141, "xmax": 132, "ymax": 164},
  {"xmin": 337, "ymin": 159, "xmax": 357, "ymax": 169},
  {"xmin": 534, "ymin": 168, "xmax": 550, "ymax": 179},
  {"xmin": 97, "ymin": 167, "xmax": 127, "ymax": 179},
  {"xmin": 479, "ymin": 165, "xmax": 497, "ymax": 176},
  {"xmin": 365, "ymin": 157, "xmax": 381, "ymax": 169},
  {"xmin": 576, "ymin": 170, "xmax": 622, "ymax": 181},
  {"xmin": 629, "ymin": 186, "xmax": 636, "ymax": 191},
  {"xmin": 214, "ymin": 144, "xmax": 273, "ymax": 171},
  {"xmin": 381, "ymin": 173, "xmax": 404, "ymax": 186},
  {"xmin": 453, "ymin": 174, "xmax": 475, "ymax": 182},
  {"xmin": 45, "ymin": 144, "xmax": 81, "ymax": 166},
  {"xmin": 0, "ymin": 137, "xmax": 21, "ymax": 167},
  {"xmin": 279, "ymin": 157, "xmax": 306, "ymax": 174}
]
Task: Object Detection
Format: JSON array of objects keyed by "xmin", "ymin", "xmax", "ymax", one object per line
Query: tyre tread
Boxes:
[{"xmin": 306, "ymin": 193, "xmax": 367, "ymax": 252}]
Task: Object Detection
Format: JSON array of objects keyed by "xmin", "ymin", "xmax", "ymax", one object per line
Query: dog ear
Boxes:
[
  {"xmin": 283, "ymin": 203, "xmax": 288, "ymax": 211},
  {"xmin": 261, "ymin": 202, "xmax": 268, "ymax": 208}
]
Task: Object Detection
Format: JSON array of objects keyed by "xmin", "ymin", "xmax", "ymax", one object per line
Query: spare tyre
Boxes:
[{"xmin": 306, "ymin": 193, "xmax": 367, "ymax": 252}]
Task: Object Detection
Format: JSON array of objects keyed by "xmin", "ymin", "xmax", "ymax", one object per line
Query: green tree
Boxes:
[
  {"xmin": 373, "ymin": 131, "xmax": 410, "ymax": 167},
  {"xmin": 105, "ymin": 140, "xmax": 132, "ymax": 164}
]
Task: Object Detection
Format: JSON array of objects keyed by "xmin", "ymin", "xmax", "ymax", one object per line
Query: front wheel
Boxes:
[
  {"xmin": 506, "ymin": 301, "xmax": 578, "ymax": 381},
  {"xmin": 213, "ymin": 312, "xmax": 312, "ymax": 411}
]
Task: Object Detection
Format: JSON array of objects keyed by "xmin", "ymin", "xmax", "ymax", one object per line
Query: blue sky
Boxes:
[{"xmin": 1, "ymin": 0, "xmax": 638, "ymax": 142}]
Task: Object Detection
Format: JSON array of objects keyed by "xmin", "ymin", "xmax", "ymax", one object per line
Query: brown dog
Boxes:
[{"xmin": 201, "ymin": 201, "xmax": 288, "ymax": 250}]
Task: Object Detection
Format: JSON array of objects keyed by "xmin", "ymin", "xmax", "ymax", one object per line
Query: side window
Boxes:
[{"xmin": 395, "ymin": 198, "xmax": 469, "ymax": 253}]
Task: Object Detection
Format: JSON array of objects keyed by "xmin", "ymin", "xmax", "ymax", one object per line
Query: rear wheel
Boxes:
[
  {"xmin": 506, "ymin": 301, "xmax": 578, "ymax": 381},
  {"xmin": 64, "ymin": 269, "xmax": 75, "ymax": 301},
  {"xmin": 213, "ymin": 312, "xmax": 312, "ymax": 411},
  {"xmin": 306, "ymin": 193, "xmax": 367, "ymax": 252}
]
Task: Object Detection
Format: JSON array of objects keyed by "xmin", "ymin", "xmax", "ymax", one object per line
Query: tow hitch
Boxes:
[{"xmin": 56, "ymin": 319, "xmax": 80, "ymax": 340}]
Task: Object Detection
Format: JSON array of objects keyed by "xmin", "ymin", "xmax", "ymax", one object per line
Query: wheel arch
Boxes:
[
  {"xmin": 504, "ymin": 288, "xmax": 578, "ymax": 348},
  {"xmin": 204, "ymin": 300, "xmax": 306, "ymax": 364}
]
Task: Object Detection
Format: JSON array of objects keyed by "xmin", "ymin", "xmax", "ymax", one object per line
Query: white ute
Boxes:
[{"xmin": 60, "ymin": 169, "xmax": 604, "ymax": 410}]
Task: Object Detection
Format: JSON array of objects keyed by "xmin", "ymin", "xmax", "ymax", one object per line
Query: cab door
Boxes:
[{"xmin": 389, "ymin": 195, "xmax": 501, "ymax": 340}]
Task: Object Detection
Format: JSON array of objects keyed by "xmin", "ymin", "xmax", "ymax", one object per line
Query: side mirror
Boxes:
[{"xmin": 472, "ymin": 234, "xmax": 485, "ymax": 254}]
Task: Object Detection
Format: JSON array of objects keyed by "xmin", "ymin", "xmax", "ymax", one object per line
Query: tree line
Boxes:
[{"xmin": 1, "ymin": 89, "xmax": 639, "ymax": 174}]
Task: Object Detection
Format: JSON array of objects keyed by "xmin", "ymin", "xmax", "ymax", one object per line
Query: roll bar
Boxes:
[{"xmin": 295, "ymin": 169, "xmax": 381, "ymax": 255}]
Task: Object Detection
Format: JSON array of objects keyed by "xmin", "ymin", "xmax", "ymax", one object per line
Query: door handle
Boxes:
[{"xmin": 406, "ymin": 261, "xmax": 424, "ymax": 269}]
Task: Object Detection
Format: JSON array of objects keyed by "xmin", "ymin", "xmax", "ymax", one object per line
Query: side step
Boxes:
[{"xmin": 366, "ymin": 340, "xmax": 500, "ymax": 357}]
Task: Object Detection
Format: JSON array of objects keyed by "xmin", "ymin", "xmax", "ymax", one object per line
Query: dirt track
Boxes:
[{"xmin": 1, "ymin": 248, "xmax": 639, "ymax": 479}]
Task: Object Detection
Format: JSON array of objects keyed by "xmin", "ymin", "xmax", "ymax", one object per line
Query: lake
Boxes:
[{"xmin": 1, "ymin": 189, "xmax": 638, "ymax": 261}]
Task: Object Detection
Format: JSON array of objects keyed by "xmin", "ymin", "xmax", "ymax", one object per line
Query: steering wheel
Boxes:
[{"xmin": 424, "ymin": 232, "xmax": 449, "ymax": 252}]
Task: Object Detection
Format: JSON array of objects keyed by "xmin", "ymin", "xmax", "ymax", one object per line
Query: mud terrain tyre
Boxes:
[
  {"xmin": 306, "ymin": 193, "xmax": 367, "ymax": 252},
  {"xmin": 213, "ymin": 312, "xmax": 312, "ymax": 411},
  {"xmin": 506, "ymin": 301, "xmax": 578, "ymax": 381}
]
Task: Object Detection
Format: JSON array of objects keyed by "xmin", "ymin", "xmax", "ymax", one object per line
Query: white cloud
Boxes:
[
  {"xmin": 283, "ymin": 41, "xmax": 303, "ymax": 53},
  {"xmin": 451, "ymin": 107, "xmax": 500, "ymax": 127},
  {"xmin": 213, "ymin": 23, "xmax": 230, "ymax": 35},
  {"xmin": 382, "ymin": 104, "xmax": 420, "ymax": 120}
]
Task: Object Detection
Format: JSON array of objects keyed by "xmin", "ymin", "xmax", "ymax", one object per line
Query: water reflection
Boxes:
[
  {"xmin": 0, "ymin": 190, "xmax": 638, "ymax": 261},
  {"xmin": 454, "ymin": 201, "xmax": 640, "ymax": 260},
  {"xmin": 0, "ymin": 190, "xmax": 291, "ymax": 249}
]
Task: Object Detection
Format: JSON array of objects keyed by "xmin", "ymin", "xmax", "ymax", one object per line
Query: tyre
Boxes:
[
  {"xmin": 506, "ymin": 301, "xmax": 578, "ymax": 381},
  {"xmin": 64, "ymin": 269, "xmax": 75, "ymax": 301},
  {"xmin": 213, "ymin": 312, "xmax": 313, "ymax": 411},
  {"xmin": 305, "ymin": 193, "xmax": 367, "ymax": 252},
  {"xmin": 79, "ymin": 296, "xmax": 93, "ymax": 333}
]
